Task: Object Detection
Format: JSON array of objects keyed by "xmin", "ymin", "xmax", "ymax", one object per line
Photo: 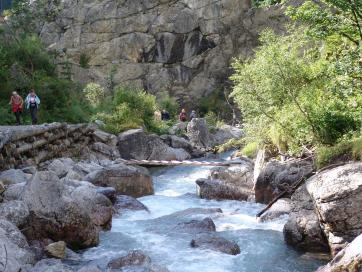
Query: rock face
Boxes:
[
  {"xmin": 85, "ymin": 164, "xmax": 154, "ymax": 197},
  {"xmin": 283, "ymin": 185, "xmax": 329, "ymax": 253},
  {"xmin": 22, "ymin": 171, "xmax": 99, "ymax": 249},
  {"xmin": 118, "ymin": 128, "xmax": 191, "ymax": 161},
  {"xmin": 255, "ymin": 160, "xmax": 315, "ymax": 204},
  {"xmin": 306, "ymin": 163, "xmax": 362, "ymax": 255},
  {"xmin": 39, "ymin": 0, "xmax": 285, "ymax": 107},
  {"xmin": 317, "ymin": 234, "xmax": 362, "ymax": 272}
]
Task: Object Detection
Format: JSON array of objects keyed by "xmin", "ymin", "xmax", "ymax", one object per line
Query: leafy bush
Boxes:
[
  {"xmin": 216, "ymin": 138, "xmax": 245, "ymax": 153},
  {"xmin": 83, "ymin": 83, "xmax": 105, "ymax": 107},
  {"xmin": 158, "ymin": 93, "xmax": 179, "ymax": 120},
  {"xmin": 79, "ymin": 53, "xmax": 90, "ymax": 69}
]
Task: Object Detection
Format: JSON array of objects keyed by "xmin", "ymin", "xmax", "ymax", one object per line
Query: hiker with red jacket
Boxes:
[
  {"xmin": 179, "ymin": 109, "xmax": 187, "ymax": 122},
  {"xmin": 9, "ymin": 91, "xmax": 24, "ymax": 125}
]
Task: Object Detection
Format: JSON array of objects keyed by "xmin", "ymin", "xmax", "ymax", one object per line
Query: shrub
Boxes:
[
  {"xmin": 216, "ymin": 138, "xmax": 245, "ymax": 153},
  {"xmin": 158, "ymin": 93, "xmax": 179, "ymax": 120},
  {"xmin": 83, "ymin": 83, "xmax": 105, "ymax": 107},
  {"xmin": 79, "ymin": 53, "xmax": 90, "ymax": 69}
]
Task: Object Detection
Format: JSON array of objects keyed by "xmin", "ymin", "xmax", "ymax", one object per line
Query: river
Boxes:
[{"xmin": 78, "ymin": 153, "xmax": 326, "ymax": 272}]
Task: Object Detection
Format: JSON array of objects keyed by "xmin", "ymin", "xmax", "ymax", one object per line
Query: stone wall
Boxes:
[
  {"xmin": 0, "ymin": 123, "xmax": 96, "ymax": 170},
  {"xmin": 40, "ymin": 0, "xmax": 286, "ymax": 107}
]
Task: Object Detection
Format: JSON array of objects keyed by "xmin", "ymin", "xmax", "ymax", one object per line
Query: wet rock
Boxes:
[
  {"xmin": 77, "ymin": 265, "xmax": 102, "ymax": 272},
  {"xmin": 190, "ymin": 233, "xmax": 241, "ymax": 255},
  {"xmin": 0, "ymin": 219, "xmax": 36, "ymax": 271},
  {"xmin": 259, "ymin": 198, "xmax": 291, "ymax": 222},
  {"xmin": 196, "ymin": 178, "xmax": 250, "ymax": 201},
  {"xmin": 85, "ymin": 164, "xmax": 154, "ymax": 197},
  {"xmin": 283, "ymin": 185, "xmax": 329, "ymax": 253},
  {"xmin": 45, "ymin": 241, "xmax": 66, "ymax": 259},
  {"xmin": 0, "ymin": 169, "xmax": 28, "ymax": 185},
  {"xmin": 255, "ymin": 159, "xmax": 314, "ymax": 204},
  {"xmin": 114, "ymin": 195, "xmax": 149, "ymax": 212},
  {"xmin": 316, "ymin": 233, "xmax": 362, "ymax": 272},
  {"xmin": 46, "ymin": 158, "xmax": 75, "ymax": 178},
  {"xmin": 96, "ymin": 187, "xmax": 117, "ymax": 203},
  {"xmin": 118, "ymin": 128, "xmax": 191, "ymax": 161},
  {"xmin": 71, "ymin": 186, "xmax": 113, "ymax": 229},
  {"xmin": 0, "ymin": 200, "xmax": 29, "ymax": 227},
  {"xmin": 173, "ymin": 217, "xmax": 216, "ymax": 233},
  {"xmin": 306, "ymin": 162, "xmax": 362, "ymax": 255},
  {"xmin": 22, "ymin": 171, "xmax": 99, "ymax": 249},
  {"xmin": 187, "ymin": 118, "xmax": 213, "ymax": 149},
  {"xmin": 21, "ymin": 166, "xmax": 37, "ymax": 175},
  {"xmin": 3, "ymin": 182, "xmax": 25, "ymax": 201},
  {"xmin": 25, "ymin": 258, "xmax": 73, "ymax": 272}
]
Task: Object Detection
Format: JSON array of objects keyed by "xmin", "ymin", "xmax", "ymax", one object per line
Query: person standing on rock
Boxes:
[
  {"xmin": 179, "ymin": 109, "xmax": 187, "ymax": 122},
  {"xmin": 25, "ymin": 89, "xmax": 40, "ymax": 125},
  {"xmin": 9, "ymin": 91, "xmax": 24, "ymax": 125},
  {"xmin": 189, "ymin": 110, "xmax": 197, "ymax": 120}
]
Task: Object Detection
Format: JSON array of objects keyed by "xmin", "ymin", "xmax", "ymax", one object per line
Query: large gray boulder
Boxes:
[
  {"xmin": 0, "ymin": 200, "xmax": 29, "ymax": 228},
  {"xmin": 211, "ymin": 124, "xmax": 243, "ymax": 146},
  {"xmin": 255, "ymin": 160, "xmax": 314, "ymax": 204},
  {"xmin": 283, "ymin": 185, "xmax": 329, "ymax": 253},
  {"xmin": 259, "ymin": 198, "xmax": 291, "ymax": 222},
  {"xmin": 187, "ymin": 118, "xmax": 213, "ymax": 149},
  {"xmin": 0, "ymin": 169, "xmax": 28, "ymax": 185},
  {"xmin": 306, "ymin": 162, "xmax": 362, "ymax": 256},
  {"xmin": 316, "ymin": 233, "xmax": 362, "ymax": 272},
  {"xmin": 85, "ymin": 164, "xmax": 154, "ymax": 197},
  {"xmin": 190, "ymin": 233, "xmax": 241, "ymax": 255},
  {"xmin": 46, "ymin": 158, "xmax": 75, "ymax": 178},
  {"xmin": 22, "ymin": 171, "xmax": 99, "ymax": 249},
  {"xmin": 0, "ymin": 219, "xmax": 36, "ymax": 272},
  {"xmin": 3, "ymin": 182, "xmax": 25, "ymax": 201},
  {"xmin": 24, "ymin": 259, "xmax": 73, "ymax": 272},
  {"xmin": 118, "ymin": 128, "xmax": 191, "ymax": 161},
  {"xmin": 114, "ymin": 195, "xmax": 149, "ymax": 213},
  {"xmin": 70, "ymin": 185, "xmax": 113, "ymax": 229},
  {"xmin": 196, "ymin": 179, "xmax": 251, "ymax": 201}
]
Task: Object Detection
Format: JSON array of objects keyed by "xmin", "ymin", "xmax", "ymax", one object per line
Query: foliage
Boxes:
[
  {"xmin": 230, "ymin": 28, "xmax": 362, "ymax": 156},
  {"xmin": 94, "ymin": 87, "xmax": 171, "ymax": 134},
  {"xmin": 241, "ymin": 142, "xmax": 259, "ymax": 158},
  {"xmin": 199, "ymin": 89, "xmax": 235, "ymax": 121},
  {"xmin": 252, "ymin": 0, "xmax": 281, "ymax": 8},
  {"xmin": 216, "ymin": 138, "xmax": 245, "ymax": 153},
  {"xmin": 316, "ymin": 137, "xmax": 362, "ymax": 169},
  {"xmin": 79, "ymin": 53, "xmax": 90, "ymax": 69},
  {"xmin": 83, "ymin": 83, "xmax": 105, "ymax": 107},
  {"xmin": 158, "ymin": 93, "xmax": 179, "ymax": 119}
]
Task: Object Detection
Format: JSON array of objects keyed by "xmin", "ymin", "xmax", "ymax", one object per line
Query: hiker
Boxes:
[
  {"xmin": 179, "ymin": 109, "xmax": 187, "ymax": 122},
  {"xmin": 154, "ymin": 110, "xmax": 161, "ymax": 121},
  {"xmin": 25, "ymin": 89, "xmax": 40, "ymax": 125},
  {"xmin": 189, "ymin": 110, "xmax": 197, "ymax": 120},
  {"xmin": 9, "ymin": 91, "xmax": 24, "ymax": 125},
  {"xmin": 161, "ymin": 109, "xmax": 170, "ymax": 121}
]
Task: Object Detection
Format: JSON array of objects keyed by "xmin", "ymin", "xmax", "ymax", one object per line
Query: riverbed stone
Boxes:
[
  {"xmin": 306, "ymin": 162, "xmax": 362, "ymax": 255},
  {"xmin": 25, "ymin": 258, "xmax": 73, "ymax": 272},
  {"xmin": 316, "ymin": 233, "xmax": 362, "ymax": 272},
  {"xmin": 255, "ymin": 159, "xmax": 315, "ymax": 204},
  {"xmin": 283, "ymin": 184, "xmax": 329, "ymax": 253},
  {"xmin": 114, "ymin": 195, "xmax": 149, "ymax": 213},
  {"xmin": 85, "ymin": 164, "xmax": 154, "ymax": 197},
  {"xmin": 259, "ymin": 198, "xmax": 291, "ymax": 222},
  {"xmin": 190, "ymin": 233, "xmax": 241, "ymax": 255},
  {"xmin": 173, "ymin": 217, "xmax": 216, "ymax": 233},
  {"xmin": 45, "ymin": 241, "xmax": 66, "ymax": 259},
  {"xmin": 22, "ymin": 171, "xmax": 99, "ymax": 249},
  {"xmin": 3, "ymin": 182, "xmax": 25, "ymax": 201},
  {"xmin": 0, "ymin": 200, "xmax": 29, "ymax": 228},
  {"xmin": 0, "ymin": 169, "xmax": 28, "ymax": 185}
]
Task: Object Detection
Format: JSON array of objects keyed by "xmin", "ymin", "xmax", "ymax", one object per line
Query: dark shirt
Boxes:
[{"xmin": 161, "ymin": 111, "xmax": 170, "ymax": 121}]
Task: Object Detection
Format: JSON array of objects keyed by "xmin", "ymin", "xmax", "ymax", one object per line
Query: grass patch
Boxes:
[
  {"xmin": 241, "ymin": 142, "xmax": 259, "ymax": 158},
  {"xmin": 316, "ymin": 137, "xmax": 362, "ymax": 169},
  {"xmin": 216, "ymin": 138, "xmax": 244, "ymax": 153}
]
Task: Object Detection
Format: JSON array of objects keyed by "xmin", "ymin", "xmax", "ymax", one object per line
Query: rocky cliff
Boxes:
[{"xmin": 40, "ymin": 0, "xmax": 286, "ymax": 106}]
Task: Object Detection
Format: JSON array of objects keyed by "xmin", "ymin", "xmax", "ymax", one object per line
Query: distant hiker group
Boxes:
[
  {"xmin": 155, "ymin": 108, "xmax": 197, "ymax": 122},
  {"xmin": 9, "ymin": 89, "xmax": 40, "ymax": 125}
]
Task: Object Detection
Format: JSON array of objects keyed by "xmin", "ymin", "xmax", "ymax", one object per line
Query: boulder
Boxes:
[
  {"xmin": 70, "ymin": 185, "xmax": 113, "ymax": 229},
  {"xmin": 0, "ymin": 219, "xmax": 36, "ymax": 272},
  {"xmin": 0, "ymin": 200, "xmax": 29, "ymax": 228},
  {"xmin": 211, "ymin": 124, "xmax": 243, "ymax": 146},
  {"xmin": 259, "ymin": 198, "xmax": 291, "ymax": 222},
  {"xmin": 90, "ymin": 142, "xmax": 120, "ymax": 160},
  {"xmin": 46, "ymin": 158, "xmax": 75, "ymax": 178},
  {"xmin": 118, "ymin": 128, "xmax": 191, "ymax": 161},
  {"xmin": 161, "ymin": 135, "xmax": 193, "ymax": 153},
  {"xmin": 93, "ymin": 129, "xmax": 118, "ymax": 146},
  {"xmin": 77, "ymin": 265, "xmax": 102, "ymax": 272},
  {"xmin": 306, "ymin": 162, "xmax": 362, "ymax": 255},
  {"xmin": 0, "ymin": 169, "xmax": 28, "ymax": 185},
  {"xmin": 190, "ymin": 233, "xmax": 241, "ymax": 255},
  {"xmin": 114, "ymin": 195, "xmax": 149, "ymax": 213},
  {"xmin": 196, "ymin": 178, "xmax": 250, "ymax": 201},
  {"xmin": 85, "ymin": 164, "xmax": 154, "ymax": 197},
  {"xmin": 173, "ymin": 217, "xmax": 216, "ymax": 233},
  {"xmin": 169, "ymin": 122, "xmax": 188, "ymax": 135},
  {"xmin": 107, "ymin": 250, "xmax": 169, "ymax": 272},
  {"xmin": 3, "ymin": 182, "xmax": 25, "ymax": 201},
  {"xmin": 187, "ymin": 118, "xmax": 213, "ymax": 148},
  {"xmin": 96, "ymin": 187, "xmax": 117, "ymax": 203},
  {"xmin": 255, "ymin": 159, "xmax": 314, "ymax": 204},
  {"xmin": 283, "ymin": 185, "xmax": 329, "ymax": 253},
  {"xmin": 316, "ymin": 233, "xmax": 362, "ymax": 272},
  {"xmin": 45, "ymin": 241, "xmax": 66, "ymax": 259},
  {"xmin": 22, "ymin": 171, "xmax": 99, "ymax": 249}
]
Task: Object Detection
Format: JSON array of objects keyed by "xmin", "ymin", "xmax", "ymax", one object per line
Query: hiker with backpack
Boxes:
[
  {"xmin": 25, "ymin": 89, "xmax": 40, "ymax": 125},
  {"xmin": 9, "ymin": 91, "xmax": 24, "ymax": 125},
  {"xmin": 179, "ymin": 109, "xmax": 187, "ymax": 122}
]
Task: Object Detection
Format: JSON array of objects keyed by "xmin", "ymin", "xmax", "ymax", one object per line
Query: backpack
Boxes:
[{"xmin": 29, "ymin": 96, "xmax": 37, "ymax": 108}]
